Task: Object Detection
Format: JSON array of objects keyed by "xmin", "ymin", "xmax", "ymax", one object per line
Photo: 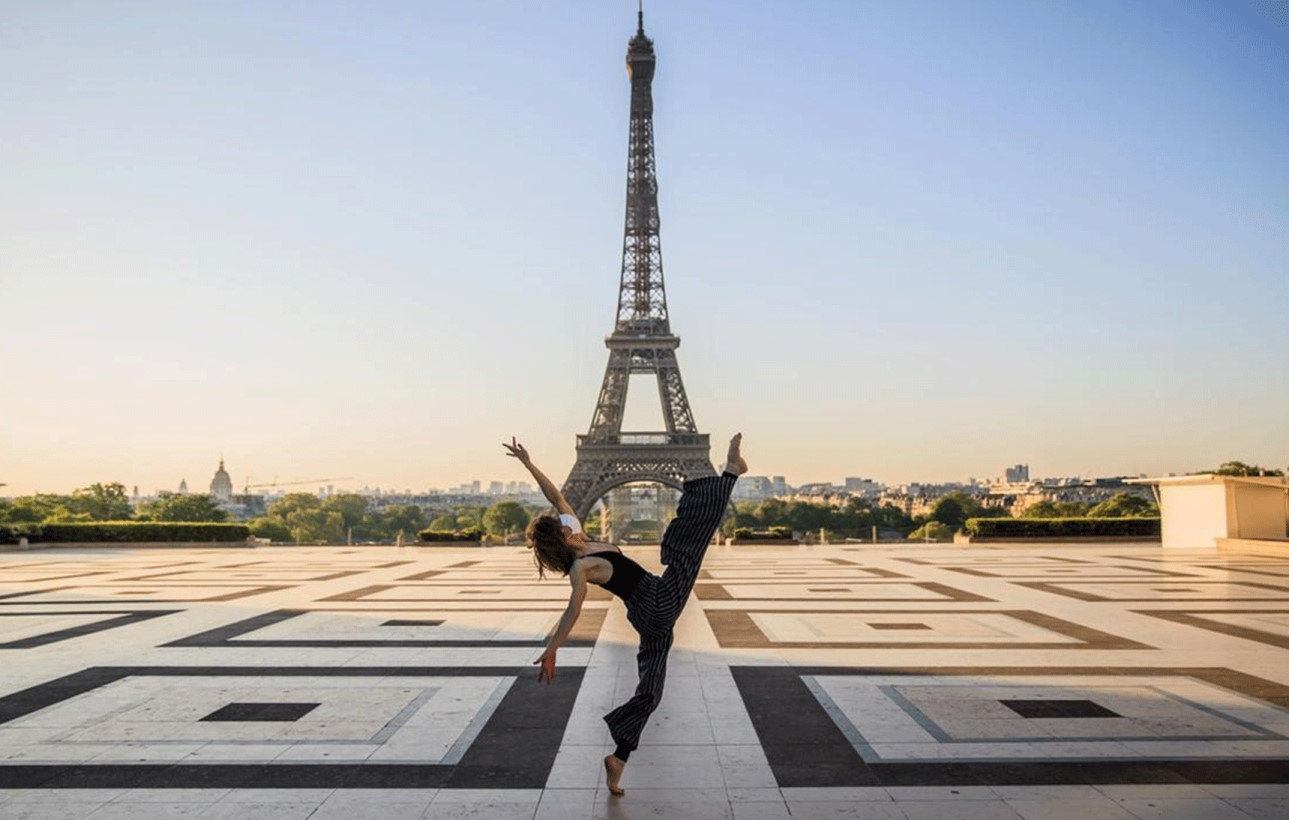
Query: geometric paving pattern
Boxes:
[{"xmin": 1, "ymin": 542, "xmax": 1288, "ymax": 819}]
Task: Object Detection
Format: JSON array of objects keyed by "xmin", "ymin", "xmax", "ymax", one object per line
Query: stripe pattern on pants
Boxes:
[{"xmin": 603, "ymin": 472, "xmax": 738, "ymax": 752}]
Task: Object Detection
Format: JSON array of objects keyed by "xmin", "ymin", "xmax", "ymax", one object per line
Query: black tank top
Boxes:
[{"xmin": 585, "ymin": 551, "xmax": 646, "ymax": 601}]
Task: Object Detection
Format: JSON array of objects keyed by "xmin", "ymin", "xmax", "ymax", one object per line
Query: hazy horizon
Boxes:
[
  {"xmin": 3, "ymin": 449, "xmax": 1279, "ymax": 501},
  {"xmin": 3, "ymin": 1, "xmax": 1287, "ymax": 498}
]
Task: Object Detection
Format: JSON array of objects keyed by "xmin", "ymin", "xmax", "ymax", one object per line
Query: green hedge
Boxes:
[
  {"xmin": 965, "ymin": 517, "xmax": 1160, "ymax": 539},
  {"xmin": 1, "ymin": 522, "xmax": 250, "ymax": 544},
  {"xmin": 0, "ymin": 524, "xmax": 43, "ymax": 544},
  {"xmin": 417, "ymin": 528, "xmax": 483, "ymax": 543},
  {"xmin": 733, "ymin": 526, "xmax": 794, "ymax": 540}
]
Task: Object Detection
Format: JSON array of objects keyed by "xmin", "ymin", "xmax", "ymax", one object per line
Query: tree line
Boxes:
[
  {"xmin": 724, "ymin": 489, "xmax": 1161, "ymax": 542},
  {"xmin": 0, "ymin": 482, "xmax": 220, "ymax": 524},
  {"xmin": 0, "ymin": 483, "xmax": 540, "ymax": 545},
  {"xmin": 2, "ymin": 458, "xmax": 1271, "ymax": 544},
  {"xmin": 244, "ymin": 494, "xmax": 536, "ymax": 544}
]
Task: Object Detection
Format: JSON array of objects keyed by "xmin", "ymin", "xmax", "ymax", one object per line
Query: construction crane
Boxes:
[{"xmin": 242, "ymin": 477, "xmax": 354, "ymax": 494}]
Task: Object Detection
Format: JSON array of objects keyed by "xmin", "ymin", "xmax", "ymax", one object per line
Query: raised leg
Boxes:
[
  {"xmin": 656, "ymin": 472, "xmax": 736, "ymax": 603},
  {"xmin": 658, "ymin": 434, "xmax": 742, "ymax": 568}
]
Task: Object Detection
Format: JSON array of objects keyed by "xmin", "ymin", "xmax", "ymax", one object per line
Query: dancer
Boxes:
[{"xmin": 503, "ymin": 434, "xmax": 746, "ymax": 795}]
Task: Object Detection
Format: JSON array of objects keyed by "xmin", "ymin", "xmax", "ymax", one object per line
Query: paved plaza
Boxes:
[{"xmin": 1, "ymin": 542, "xmax": 1288, "ymax": 819}]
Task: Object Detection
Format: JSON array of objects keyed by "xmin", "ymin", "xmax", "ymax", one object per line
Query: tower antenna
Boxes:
[{"xmin": 638, "ymin": 0, "xmax": 644, "ymax": 34}]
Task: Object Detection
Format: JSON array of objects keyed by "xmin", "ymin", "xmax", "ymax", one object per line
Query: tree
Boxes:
[
  {"xmin": 1209, "ymin": 461, "xmax": 1284, "ymax": 477},
  {"xmin": 929, "ymin": 496, "xmax": 967, "ymax": 529},
  {"xmin": 286, "ymin": 509, "xmax": 345, "ymax": 544},
  {"xmin": 136, "ymin": 494, "xmax": 228, "ymax": 522},
  {"xmin": 0, "ymin": 494, "xmax": 72, "ymax": 523},
  {"xmin": 428, "ymin": 514, "xmax": 457, "ymax": 531},
  {"xmin": 252, "ymin": 493, "xmax": 332, "ymax": 543},
  {"xmin": 267, "ymin": 493, "xmax": 323, "ymax": 518},
  {"xmin": 1021, "ymin": 500, "xmax": 1062, "ymax": 519},
  {"xmin": 483, "ymin": 501, "xmax": 530, "ymax": 536},
  {"xmin": 322, "ymin": 494, "xmax": 368, "ymax": 531},
  {"xmin": 375, "ymin": 505, "xmax": 427, "ymax": 539},
  {"xmin": 908, "ymin": 521, "xmax": 954, "ymax": 541},
  {"xmin": 723, "ymin": 501, "xmax": 761, "ymax": 536},
  {"xmin": 1088, "ymin": 493, "xmax": 1158, "ymax": 518},
  {"xmin": 1021, "ymin": 499, "xmax": 1091, "ymax": 518},
  {"xmin": 875, "ymin": 503, "xmax": 914, "ymax": 532},
  {"xmin": 247, "ymin": 518, "xmax": 292, "ymax": 542},
  {"xmin": 67, "ymin": 483, "xmax": 133, "ymax": 520}
]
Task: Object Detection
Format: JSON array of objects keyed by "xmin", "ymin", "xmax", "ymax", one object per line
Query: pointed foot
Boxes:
[
  {"xmin": 724, "ymin": 433, "xmax": 748, "ymax": 476},
  {"xmin": 604, "ymin": 754, "xmax": 626, "ymax": 796}
]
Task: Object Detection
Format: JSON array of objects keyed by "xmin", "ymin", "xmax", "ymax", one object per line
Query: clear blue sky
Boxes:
[{"xmin": 2, "ymin": 0, "xmax": 1286, "ymax": 496}]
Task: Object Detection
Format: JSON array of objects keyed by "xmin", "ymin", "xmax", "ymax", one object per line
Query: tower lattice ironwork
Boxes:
[{"xmin": 561, "ymin": 8, "xmax": 716, "ymax": 521}]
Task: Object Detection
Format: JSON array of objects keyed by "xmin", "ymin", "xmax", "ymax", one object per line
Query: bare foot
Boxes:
[
  {"xmin": 604, "ymin": 754, "xmax": 626, "ymax": 795},
  {"xmin": 724, "ymin": 433, "xmax": 748, "ymax": 476}
]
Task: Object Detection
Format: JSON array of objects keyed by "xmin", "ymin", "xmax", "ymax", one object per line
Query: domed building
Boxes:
[{"xmin": 210, "ymin": 458, "xmax": 233, "ymax": 502}]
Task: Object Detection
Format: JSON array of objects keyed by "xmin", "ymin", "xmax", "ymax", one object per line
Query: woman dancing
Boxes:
[{"xmin": 504, "ymin": 434, "xmax": 746, "ymax": 795}]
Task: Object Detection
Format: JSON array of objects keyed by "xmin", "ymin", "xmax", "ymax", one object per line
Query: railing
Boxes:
[{"xmin": 578, "ymin": 432, "xmax": 709, "ymax": 447}]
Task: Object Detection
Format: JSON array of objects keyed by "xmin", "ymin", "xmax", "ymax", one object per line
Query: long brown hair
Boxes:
[{"xmin": 526, "ymin": 515, "xmax": 579, "ymax": 579}]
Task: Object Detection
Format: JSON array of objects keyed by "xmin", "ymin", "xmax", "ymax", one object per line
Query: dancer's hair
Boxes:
[{"xmin": 526, "ymin": 515, "xmax": 578, "ymax": 579}]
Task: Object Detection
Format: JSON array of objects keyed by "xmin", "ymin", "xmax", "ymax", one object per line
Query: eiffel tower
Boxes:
[{"xmin": 560, "ymin": 7, "xmax": 716, "ymax": 521}]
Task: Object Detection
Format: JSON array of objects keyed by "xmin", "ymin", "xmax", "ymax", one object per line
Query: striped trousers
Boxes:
[{"xmin": 603, "ymin": 471, "xmax": 738, "ymax": 754}]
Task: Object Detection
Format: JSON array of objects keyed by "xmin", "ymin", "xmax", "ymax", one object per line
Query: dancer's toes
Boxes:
[
  {"xmin": 725, "ymin": 433, "xmax": 748, "ymax": 476},
  {"xmin": 604, "ymin": 754, "xmax": 626, "ymax": 796}
]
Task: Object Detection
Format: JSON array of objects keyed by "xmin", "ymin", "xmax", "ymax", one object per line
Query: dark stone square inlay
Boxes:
[
  {"xmin": 381, "ymin": 619, "xmax": 445, "ymax": 627},
  {"xmin": 200, "ymin": 702, "xmax": 319, "ymax": 722},
  {"xmin": 869, "ymin": 622, "xmax": 932, "ymax": 630},
  {"xmin": 1001, "ymin": 699, "xmax": 1120, "ymax": 719}
]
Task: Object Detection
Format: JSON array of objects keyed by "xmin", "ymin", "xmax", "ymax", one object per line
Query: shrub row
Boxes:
[
  {"xmin": 964, "ymin": 517, "xmax": 1160, "ymax": 539},
  {"xmin": 0, "ymin": 524, "xmax": 42, "ymax": 544},
  {"xmin": 417, "ymin": 528, "xmax": 483, "ymax": 542},
  {"xmin": 732, "ymin": 526, "xmax": 794, "ymax": 540},
  {"xmin": 1, "ymin": 522, "xmax": 251, "ymax": 544}
]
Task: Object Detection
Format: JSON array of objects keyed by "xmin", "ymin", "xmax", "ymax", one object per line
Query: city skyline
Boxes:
[
  {"xmin": 3, "ymin": 1, "xmax": 1286, "ymax": 497},
  {"xmin": 1, "ymin": 451, "xmax": 1249, "ymax": 500}
]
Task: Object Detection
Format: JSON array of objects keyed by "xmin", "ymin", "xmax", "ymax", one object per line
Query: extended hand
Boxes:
[
  {"xmin": 534, "ymin": 648, "xmax": 557, "ymax": 684},
  {"xmin": 502, "ymin": 437, "xmax": 531, "ymax": 465}
]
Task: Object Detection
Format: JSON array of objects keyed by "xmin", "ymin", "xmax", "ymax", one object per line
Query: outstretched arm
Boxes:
[
  {"xmin": 534, "ymin": 562, "xmax": 588, "ymax": 683},
  {"xmin": 503, "ymin": 437, "xmax": 576, "ymax": 517}
]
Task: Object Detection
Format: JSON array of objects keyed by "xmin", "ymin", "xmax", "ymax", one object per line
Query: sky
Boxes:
[{"xmin": 2, "ymin": 0, "xmax": 1287, "ymax": 497}]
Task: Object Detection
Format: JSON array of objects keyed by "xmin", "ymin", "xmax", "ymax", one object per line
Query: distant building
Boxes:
[
  {"xmin": 990, "ymin": 476, "xmax": 1154, "ymax": 515},
  {"xmin": 209, "ymin": 458, "xmax": 233, "ymax": 502},
  {"xmin": 796, "ymin": 482, "xmax": 842, "ymax": 500},
  {"xmin": 844, "ymin": 477, "xmax": 883, "ymax": 498},
  {"xmin": 1005, "ymin": 464, "xmax": 1030, "ymax": 484},
  {"xmin": 606, "ymin": 483, "xmax": 678, "ymax": 542},
  {"xmin": 771, "ymin": 476, "xmax": 789, "ymax": 496},
  {"xmin": 488, "ymin": 481, "xmax": 504, "ymax": 495},
  {"xmin": 227, "ymin": 493, "xmax": 268, "ymax": 519},
  {"xmin": 732, "ymin": 476, "xmax": 774, "ymax": 502}
]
